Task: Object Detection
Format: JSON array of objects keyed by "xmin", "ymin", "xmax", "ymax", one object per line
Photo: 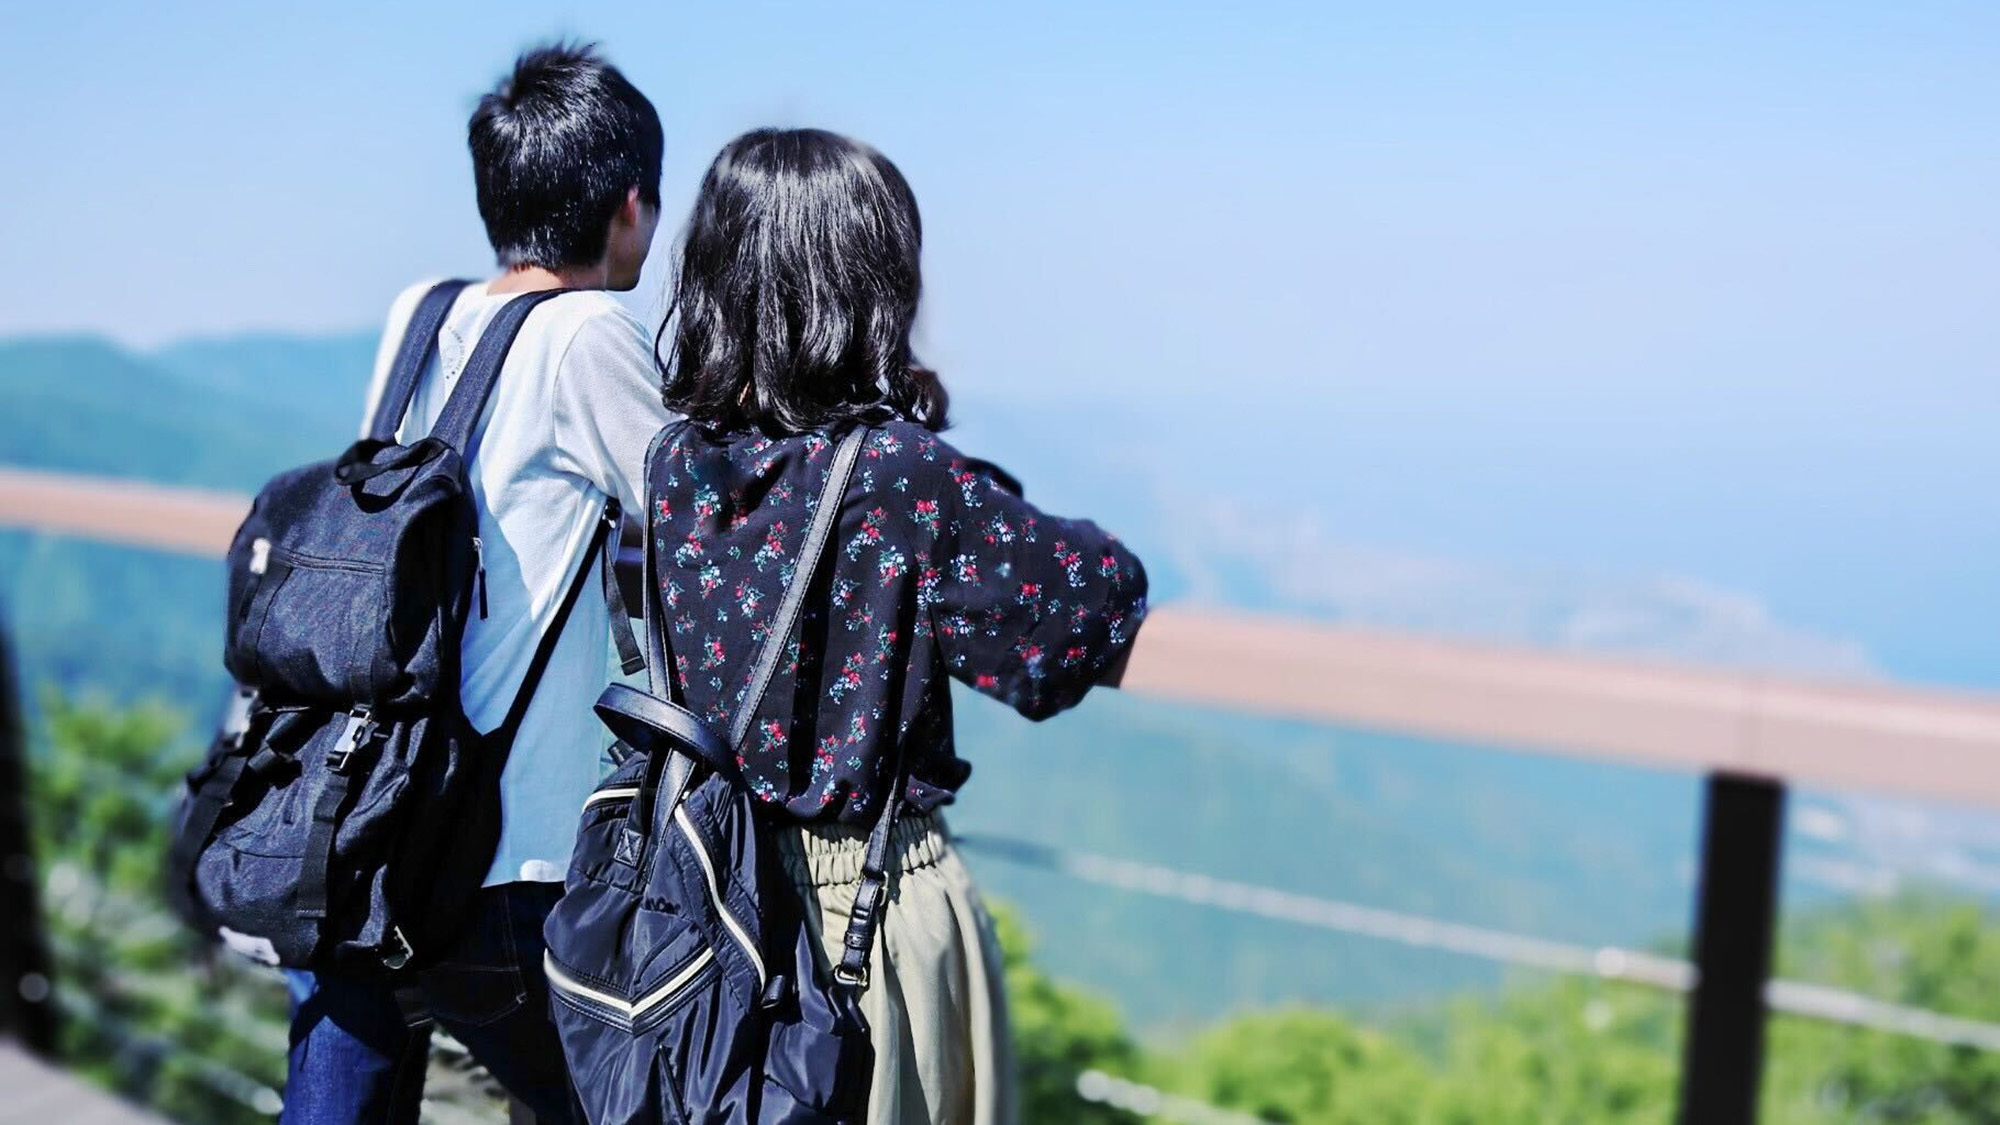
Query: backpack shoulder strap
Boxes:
[
  {"xmin": 487, "ymin": 498, "xmax": 621, "ymax": 750},
  {"xmin": 710, "ymin": 426, "xmax": 906, "ymax": 991},
  {"xmin": 726, "ymin": 427, "xmax": 867, "ymax": 749},
  {"xmin": 619, "ymin": 423, "xmax": 864, "ymax": 748},
  {"xmin": 640, "ymin": 421, "xmax": 685, "ymax": 701},
  {"xmin": 627, "ymin": 422, "xmax": 862, "ymax": 725},
  {"xmin": 428, "ymin": 288, "xmax": 570, "ymax": 454},
  {"xmin": 603, "ymin": 515, "xmax": 644, "ymax": 678},
  {"xmin": 368, "ymin": 279, "xmax": 471, "ymax": 441},
  {"xmin": 717, "ymin": 426, "xmax": 904, "ymax": 991}
]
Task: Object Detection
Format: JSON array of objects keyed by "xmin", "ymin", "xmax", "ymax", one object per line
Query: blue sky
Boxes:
[{"xmin": 2, "ymin": 0, "xmax": 1996, "ymax": 686}]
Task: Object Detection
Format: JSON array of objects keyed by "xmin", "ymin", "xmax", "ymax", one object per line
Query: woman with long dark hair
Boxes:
[{"xmin": 649, "ymin": 128, "xmax": 1146, "ymax": 1123}]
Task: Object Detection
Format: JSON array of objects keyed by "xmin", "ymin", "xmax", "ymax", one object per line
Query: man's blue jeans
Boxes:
[{"xmin": 278, "ymin": 882, "xmax": 577, "ymax": 1125}]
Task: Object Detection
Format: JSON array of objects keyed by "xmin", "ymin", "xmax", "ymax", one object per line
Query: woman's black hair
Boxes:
[{"xmin": 660, "ymin": 128, "xmax": 949, "ymax": 434}]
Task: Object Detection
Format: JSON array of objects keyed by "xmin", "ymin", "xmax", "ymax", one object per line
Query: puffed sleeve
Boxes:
[{"xmin": 920, "ymin": 437, "xmax": 1147, "ymax": 719}]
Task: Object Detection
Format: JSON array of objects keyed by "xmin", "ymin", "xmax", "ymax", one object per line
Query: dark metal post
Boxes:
[
  {"xmin": 1677, "ymin": 772, "xmax": 1785, "ymax": 1125},
  {"xmin": 0, "ymin": 621, "xmax": 59, "ymax": 1053}
]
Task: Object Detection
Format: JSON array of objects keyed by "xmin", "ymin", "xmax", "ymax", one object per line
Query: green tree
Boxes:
[
  {"xmin": 1761, "ymin": 891, "xmax": 2000, "ymax": 1125},
  {"xmin": 31, "ymin": 692, "xmax": 286, "ymax": 1124},
  {"xmin": 1418, "ymin": 979, "xmax": 1678, "ymax": 1125},
  {"xmin": 1158, "ymin": 1007, "xmax": 1436, "ymax": 1125},
  {"xmin": 991, "ymin": 901, "xmax": 1144, "ymax": 1125}
]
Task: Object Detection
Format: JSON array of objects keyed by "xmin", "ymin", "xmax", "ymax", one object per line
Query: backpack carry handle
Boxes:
[
  {"xmin": 332, "ymin": 437, "xmax": 449, "ymax": 485},
  {"xmin": 594, "ymin": 685, "xmax": 735, "ymax": 777}
]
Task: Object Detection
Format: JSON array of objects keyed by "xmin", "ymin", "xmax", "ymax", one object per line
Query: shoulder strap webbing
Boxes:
[
  {"xmin": 620, "ymin": 424, "xmax": 863, "ymax": 792},
  {"xmin": 639, "ymin": 424, "xmax": 868, "ymax": 724},
  {"xmin": 639, "ymin": 422, "xmax": 682, "ymax": 700},
  {"xmin": 428, "ymin": 289, "xmax": 570, "ymax": 454},
  {"xmin": 833, "ymin": 764, "xmax": 907, "ymax": 989},
  {"xmin": 489, "ymin": 500, "xmax": 620, "ymax": 749},
  {"xmin": 368, "ymin": 280, "xmax": 471, "ymax": 441},
  {"xmin": 605, "ymin": 532, "xmax": 644, "ymax": 677},
  {"xmin": 402, "ymin": 282, "xmax": 589, "ymax": 746},
  {"xmin": 166, "ymin": 687, "xmax": 261, "ymax": 918}
]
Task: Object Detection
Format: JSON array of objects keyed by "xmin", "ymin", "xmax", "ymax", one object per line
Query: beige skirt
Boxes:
[{"xmin": 773, "ymin": 813, "xmax": 1017, "ymax": 1125}]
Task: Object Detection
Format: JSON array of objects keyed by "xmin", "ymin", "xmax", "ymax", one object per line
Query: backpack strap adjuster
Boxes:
[
  {"xmin": 328, "ymin": 710, "xmax": 376, "ymax": 773},
  {"xmin": 833, "ymin": 875, "xmax": 887, "ymax": 989},
  {"xmin": 221, "ymin": 687, "xmax": 259, "ymax": 749},
  {"xmin": 380, "ymin": 925, "xmax": 416, "ymax": 972}
]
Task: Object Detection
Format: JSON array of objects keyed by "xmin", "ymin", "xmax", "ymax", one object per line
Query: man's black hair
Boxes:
[{"xmin": 468, "ymin": 42, "xmax": 663, "ymax": 270}]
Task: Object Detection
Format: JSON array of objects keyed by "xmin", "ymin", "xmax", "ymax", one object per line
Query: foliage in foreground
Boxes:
[
  {"xmin": 30, "ymin": 692, "xmax": 288, "ymax": 1124},
  {"xmin": 1005, "ymin": 893, "xmax": 2000, "ymax": 1125},
  {"xmin": 26, "ymin": 693, "xmax": 2000, "ymax": 1124}
]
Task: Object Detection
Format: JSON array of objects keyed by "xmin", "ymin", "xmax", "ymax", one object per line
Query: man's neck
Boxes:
[{"xmin": 487, "ymin": 262, "xmax": 609, "ymax": 294}]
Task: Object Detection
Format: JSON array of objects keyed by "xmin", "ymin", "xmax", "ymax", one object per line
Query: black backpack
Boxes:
[
  {"xmin": 543, "ymin": 423, "xmax": 901, "ymax": 1123},
  {"xmin": 167, "ymin": 280, "xmax": 638, "ymax": 977}
]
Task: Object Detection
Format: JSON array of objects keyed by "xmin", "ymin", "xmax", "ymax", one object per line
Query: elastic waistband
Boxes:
[{"xmin": 773, "ymin": 812, "xmax": 951, "ymax": 888}]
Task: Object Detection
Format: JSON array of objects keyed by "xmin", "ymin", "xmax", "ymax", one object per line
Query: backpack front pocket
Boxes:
[
  {"xmin": 195, "ymin": 708, "xmax": 415, "ymax": 964},
  {"xmin": 545, "ymin": 946, "xmax": 717, "ymax": 1035},
  {"xmin": 228, "ymin": 546, "xmax": 394, "ymax": 704}
]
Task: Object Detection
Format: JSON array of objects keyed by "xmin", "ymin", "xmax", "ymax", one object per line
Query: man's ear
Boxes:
[{"xmin": 619, "ymin": 186, "xmax": 643, "ymax": 225}]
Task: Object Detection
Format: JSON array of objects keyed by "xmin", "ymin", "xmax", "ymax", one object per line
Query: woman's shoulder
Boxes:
[
  {"xmin": 859, "ymin": 420, "xmax": 949, "ymax": 469},
  {"xmin": 860, "ymin": 421, "xmax": 1021, "ymax": 498},
  {"xmin": 648, "ymin": 419, "xmax": 1019, "ymax": 506}
]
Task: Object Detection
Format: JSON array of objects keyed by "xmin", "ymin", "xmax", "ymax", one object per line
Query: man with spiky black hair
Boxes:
[{"xmin": 281, "ymin": 43, "xmax": 671, "ymax": 1125}]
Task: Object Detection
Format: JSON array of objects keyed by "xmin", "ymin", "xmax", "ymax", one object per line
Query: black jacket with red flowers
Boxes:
[{"xmin": 649, "ymin": 419, "xmax": 1148, "ymax": 823}]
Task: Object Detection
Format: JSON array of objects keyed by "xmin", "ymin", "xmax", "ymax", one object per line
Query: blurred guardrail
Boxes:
[{"xmin": 6, "ymin": 464, "xmax": 2000, "ymax": 1125}]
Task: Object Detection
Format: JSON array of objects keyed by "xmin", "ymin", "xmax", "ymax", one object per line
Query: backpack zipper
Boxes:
[
  {"xmin": 472, "ymin": 536, "xmax": 489, "ymax": 619},
  {"xmin": 241, "ymin": 537, "xmax": 273, "ymax": 620}
]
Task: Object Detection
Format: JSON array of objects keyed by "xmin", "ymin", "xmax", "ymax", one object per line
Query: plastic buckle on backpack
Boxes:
[
  {"xmin": 380, "ymin": 925, "xmax": 415, "ymax": 972},
  {"xmin": 222, "ymin": 687, "xmax": 258, "ymax": 749},
  {"xmin": 328, "ymin": 710, "xmax": 375, "ymax": 773}
]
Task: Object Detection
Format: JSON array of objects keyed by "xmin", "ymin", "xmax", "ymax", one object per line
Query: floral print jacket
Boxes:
[{"xmin": 648, "ymin": 419, "xmax": 1148, "ymax": 823}]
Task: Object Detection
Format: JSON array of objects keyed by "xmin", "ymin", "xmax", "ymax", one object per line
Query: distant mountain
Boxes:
[
  {"xmin": 153, "ymin": 331, "xmax": 378, "ymax": 438},
  {"xmin": 0, "ymin": 334, "xmax": 367, "ymax": 491},
  {"xmin": 0, "ymin": 333, "xmax": 379, "ymax": 708}
]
